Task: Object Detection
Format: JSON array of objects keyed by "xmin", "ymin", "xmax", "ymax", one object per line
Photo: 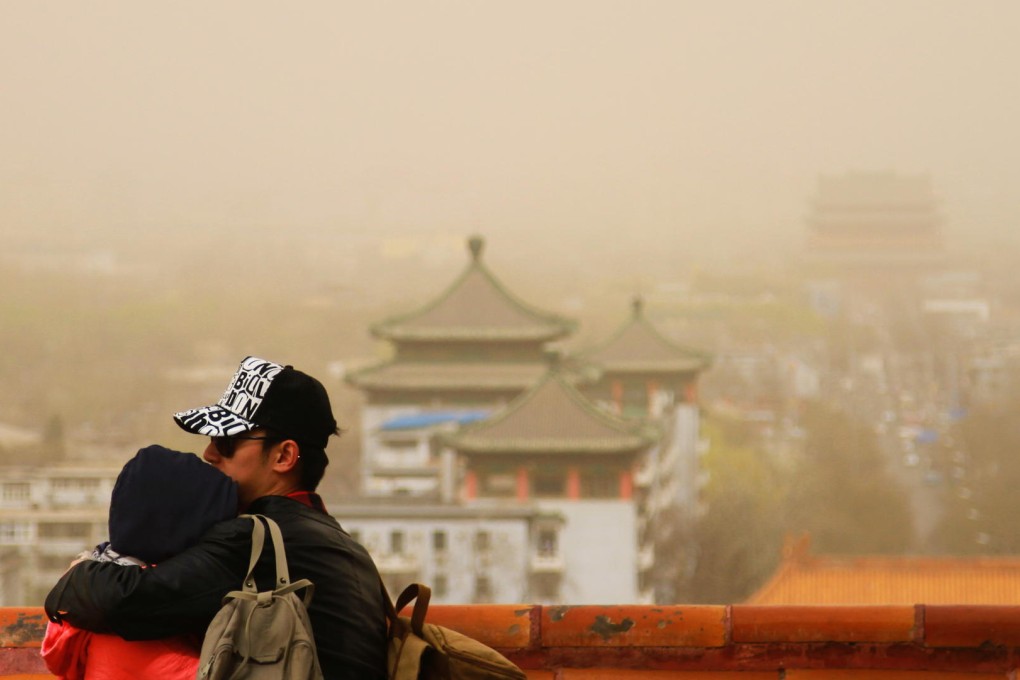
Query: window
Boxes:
[
  {"xmin": 390, "ymin": 530, "xmax": 404, "ymax": 554},
  {"xmin": 0, "ymin": 522, "xmax": 30, "ymax": 543},
  {"xmin": 432, "ymin": 530, "xmax": 447, "ymax": 552},
  {"xmin": 51, "ymin": 478, "xmax": 99, "ymax": 491},
  {"xmin": 433, "ymin": 574, "xmax": 448, "ymax": 598},
  {"xmin": 480, "ymin": 470, "xmax": 516, "ymax": 497},
  {"xmin": 474, "ymin": 575, "xmax": 493, "ymax": 602},
  {"xmin": 533, "ymin": 469, "xmax": 567, "ymax": 497},
  {"xmin": 474, "ymin": 530, "xmax": 490, "ymax": 552},
  {"xmin": 581, "ymin": 470, "xmax": 618, "ymax": 498},
  {"xmin": 2, "ymin": 483, "xmax": 30, "ymax": 502},
  {"xmin": 537, "ymin": 529, "xmax": 558, "ymax": 557}
]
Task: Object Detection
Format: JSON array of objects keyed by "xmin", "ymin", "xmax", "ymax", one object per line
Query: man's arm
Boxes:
[{"xmin": 45, "ymin": 517, "xmax": 252, "ymax": 640}]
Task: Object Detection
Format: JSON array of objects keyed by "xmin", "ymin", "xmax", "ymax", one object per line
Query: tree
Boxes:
[
  {"xmin": 936, "ymin": 394, "xmax": 1020, "ymax": 555},
  {"xmin": 675, "ymin": 416, "xmax": 787, "ymax": 603},
  {"xmin": 785, "ymin": 401, "xmax": 913, "ymax": 554}
]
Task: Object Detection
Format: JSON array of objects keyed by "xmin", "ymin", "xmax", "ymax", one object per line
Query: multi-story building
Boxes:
[
  {"xmin": 574, "ymin": 297, "xmax": 711, "ymax": 602},
  {"xmin": 0, "ymin": 463, "xmax": 119, "ymax": 605},
  {"xmin": 346, "ymin": 235, "xmax": 576, "ymax": 497},
  {"xmin": 342, "ymin": 238, "xmax": 710, "ymax": 604},
  {"xmin": 438, "ymin": 367, "xmax": 656, "ymax": 603},
  {"xmin": 332, "ymin": 501, "xmax": 561, "ymax": 603},
  {"xmin": 804, "ymin": 171, "xmax": 945, "ymax": 273}
]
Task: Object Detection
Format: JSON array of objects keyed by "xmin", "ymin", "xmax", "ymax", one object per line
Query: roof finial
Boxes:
[
  {"xmin": 468, "ymin": 235, "xmax": 485, "ymax": 261},
  {"xmin": 632, "ymin": 295, "xmax": 644, "ymax": 318}
]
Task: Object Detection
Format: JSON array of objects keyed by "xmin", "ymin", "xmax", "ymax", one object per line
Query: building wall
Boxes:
[
  {"xmin": 360, "ymin": 403, "xmax": 439, "ymax": 496},
  {"xmin": 340, "ymin": 515, "xmax": 531, "ymax": 603},
  {"xmin": 540, "ymin": 500, "xmax": 638, "ymax": 604},
  {"xmin": 0, "ymin": 466, "xmax": 119, "ymax": 606},
  {"xmin": 361, "ymin": 402, "xmax": 495, "ymax": 497}
]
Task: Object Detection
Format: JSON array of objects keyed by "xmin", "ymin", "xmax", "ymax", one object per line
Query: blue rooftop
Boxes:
[{"xmin": 380, "ymin": 410, "xmax": 490, "ymax": 431}]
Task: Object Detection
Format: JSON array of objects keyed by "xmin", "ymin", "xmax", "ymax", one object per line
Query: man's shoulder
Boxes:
[
  {"xmin": 248, "ymin": 494, "xmax": 339, "ymax": 525},
  {"xmin": 246, "ymin": 496, "xmax": 361, "ymax": 551}
]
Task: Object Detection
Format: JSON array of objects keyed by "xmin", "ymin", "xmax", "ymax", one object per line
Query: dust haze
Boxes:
[
  {"xmin": 3, "ymin": 1, "xmax": 1019, "ymax": 270},
  {"xmin": 1, "ymin": 3, "xmax": 1019, "ymax": 465}
]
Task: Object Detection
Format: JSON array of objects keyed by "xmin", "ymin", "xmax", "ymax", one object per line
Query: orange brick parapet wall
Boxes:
[{"xmin": 4, "ymin": 604, "xmax": 1020, "ymax": 678}]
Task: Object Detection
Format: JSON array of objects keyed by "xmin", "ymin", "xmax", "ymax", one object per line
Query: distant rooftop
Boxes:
[
  {"xmin": 379, "ymin": 410, "xmax": 490, "ymax": 431},
  {"xmin": 441, "ymin": 370, "xmax": 654, "ymax": 454},
  {"xmin": 748, "ymin": 534, "xmax": 1020, "ymax": 605},
  {"xmin": 809, "ymin": 171, "xmax": 938, "ymax": 210},
  {"xmin": 579, "ymin": 296, "xmax": 710, "ymax": 375},
  {"xmin": 370, "ymin": 235, "xmax": 576, "ymax": 343}
]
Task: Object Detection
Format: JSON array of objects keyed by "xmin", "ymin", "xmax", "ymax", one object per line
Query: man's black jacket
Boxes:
[{"xmin": 45, "ymin": 495, "xmax": 388, "ymax": 680}]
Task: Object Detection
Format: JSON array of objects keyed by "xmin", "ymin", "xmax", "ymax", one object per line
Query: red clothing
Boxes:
[
  {"xmin": 285, "ymin": 490, "xmax": 328, "ymax": 513},
  {"xmin": 42, "ymin": 620, "xmax": 200, "ymax": 680}
]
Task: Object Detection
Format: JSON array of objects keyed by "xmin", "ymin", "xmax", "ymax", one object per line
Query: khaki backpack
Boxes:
[
  {"xmin": 384, "ymin": 582, "xmax": 527, "ymax": 680},
  {"xmin": 197, "ymin": 514, "xmax": 324, "ymax": 680}
]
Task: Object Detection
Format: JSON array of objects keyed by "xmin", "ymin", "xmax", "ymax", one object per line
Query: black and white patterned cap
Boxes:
[{"xmin": 173, "ymin": 356, "xmax": 338, "ymax": 448}]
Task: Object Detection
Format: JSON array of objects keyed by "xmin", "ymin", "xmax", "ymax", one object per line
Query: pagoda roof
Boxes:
[
  {"xmin": 809, "ymin": 172, "xmax": 938, "ymax": 211},
  {"xmin": 440, "ymin": 370, "xmax": 655, "ymax": 455},
  {"xmin": 346, "ymin": 360, "xmax": 547, "ymax": 393},
  {"xmin": 579, "ymin": 297, "xmax": 711, "ymax": 374},
  {"xmin": 747, "ymin": 534, "xmax": 1020, "ymax": 605},
  {"xmin": 371, "ymin": 236, "xmax": 576, "ymax": 343}
]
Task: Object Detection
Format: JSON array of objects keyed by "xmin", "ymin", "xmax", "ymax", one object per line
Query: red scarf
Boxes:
[{"xmin": 285, "ymin": 491, "xmax": 328, "ymax": 514}]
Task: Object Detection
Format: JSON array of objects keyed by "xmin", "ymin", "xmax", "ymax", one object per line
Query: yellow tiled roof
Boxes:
[{"xmin": 747, "ymin": 535, "xmax": 1020, "ymax": 605}]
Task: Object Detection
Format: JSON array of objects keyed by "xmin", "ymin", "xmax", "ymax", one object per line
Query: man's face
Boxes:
[{"xmin": 203, "ymin": 430, "xmax": 279, "ymax": 508}]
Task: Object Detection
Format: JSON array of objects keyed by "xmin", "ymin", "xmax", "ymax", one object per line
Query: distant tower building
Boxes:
[
  {"xmin": 579, "ymin": 297, "xmax": 710, "ymax": 419},
  {"xmin": 575, "ymin": 297, "xmax": 711, "ymax": 603},
  {"xmin": 438, "ymin": 368, "xmax": 655, "ymax": 604},
  {"xmin": 342, "ymin": 242, "xmax": 712, "ymax": 605},
  {"xmin": 805, "ymin": 172, "xmax": 945, "ymax": 273},
  {"xmin": 346, "ymin": 235, "xmax": 576, "ymax": 498}
]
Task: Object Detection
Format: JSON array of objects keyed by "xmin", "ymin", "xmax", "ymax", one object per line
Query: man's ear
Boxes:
[{"xmin": 271, "ymin": 440, "xmax": 301, "ymax": 473}]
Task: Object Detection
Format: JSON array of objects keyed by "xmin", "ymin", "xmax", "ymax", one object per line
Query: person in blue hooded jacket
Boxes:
[
  {"xmin": 42, "ymin": 445, "xmax": 239, "ymax": 680},
  {"xmin": 45, "ymin": 356, "xmax": 389, "ymax": 680}
]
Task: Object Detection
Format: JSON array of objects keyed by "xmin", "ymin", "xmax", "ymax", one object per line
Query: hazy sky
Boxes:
[{"xmin": 2, "ymin": 1, "xmax": 1019, "ymax": 267}]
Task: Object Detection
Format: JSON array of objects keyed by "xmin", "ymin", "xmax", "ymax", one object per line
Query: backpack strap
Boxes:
[
  {"xmin": 380, "ymin": 580, "xmax": 432, "ymax": 680},
  {"xmin": 238, "ymin": 513, "xmax": 315, "ymax": 605},
  {"xmin": 259, "ymin": 514, "xmax": 292, "ymax": 586},
  {"xmin": 239, "ymin": 514, "xmax": 266, "ymax": 594},
  {"xmin": 388, "ymin": 582, "xmax": 431, "ymax": 637}
]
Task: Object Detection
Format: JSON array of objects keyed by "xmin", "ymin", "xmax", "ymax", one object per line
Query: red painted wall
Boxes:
[{"xmin": 4, "ymin": 605, "xmax": 1020, "ymax": 677}]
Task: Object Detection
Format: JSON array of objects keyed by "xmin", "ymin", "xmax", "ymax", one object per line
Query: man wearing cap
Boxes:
[{"xmin": 45, "ymin": 356, "xmax": 388, "ymax": 680}]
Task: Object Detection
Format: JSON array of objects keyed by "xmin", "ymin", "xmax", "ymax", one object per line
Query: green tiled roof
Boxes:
[
  {"xmin": 345, "ymin": 360, "xmax": 547, "ymax": 392},
  {"xmin": 371, "ymin": 236, "xmax": 577, "ymax": 342},
  {"xmin": 580, "ymin": 297, "xmax": 711, "ymax": 374},
  {"xmin": 440, "ymin": 371, "xmax": 655, "ymax": 454}
]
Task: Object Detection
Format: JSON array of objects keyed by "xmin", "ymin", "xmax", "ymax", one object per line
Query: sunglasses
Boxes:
[{"xmin": 211, "ymin": 434, "xmax": 278, "ymax": 458}]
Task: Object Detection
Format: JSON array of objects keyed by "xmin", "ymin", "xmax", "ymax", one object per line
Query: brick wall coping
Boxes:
[{"xmin": 3, "ymin": 604, "xmax": 1020, "ymax": 678}]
